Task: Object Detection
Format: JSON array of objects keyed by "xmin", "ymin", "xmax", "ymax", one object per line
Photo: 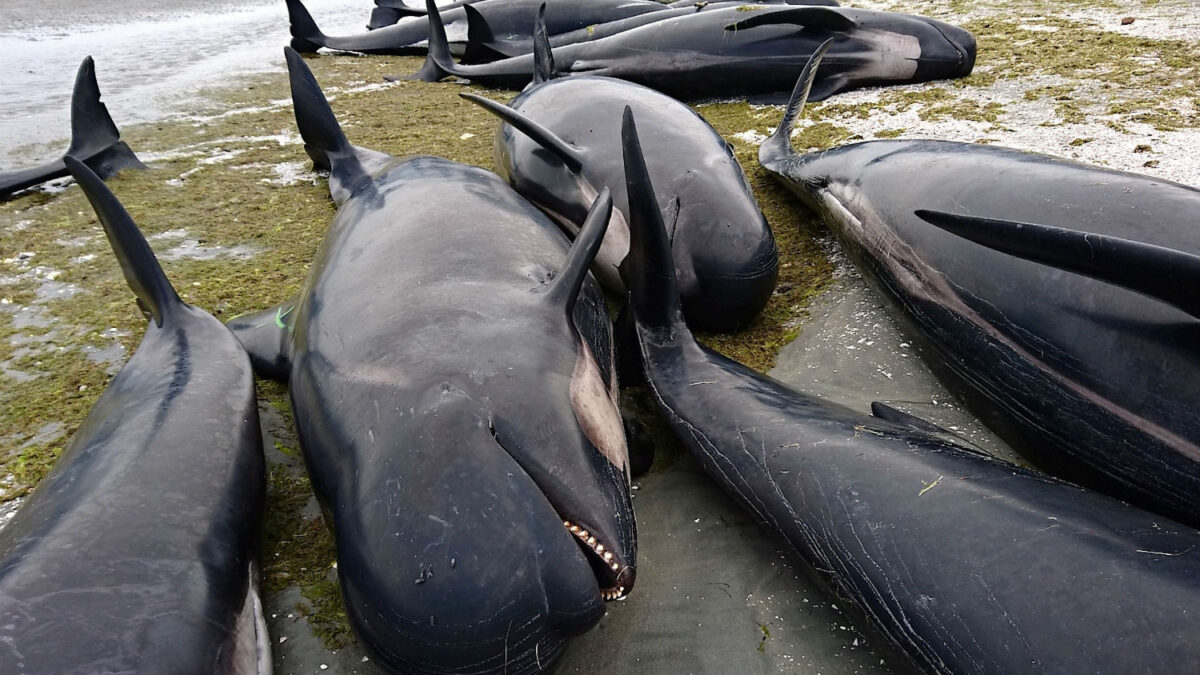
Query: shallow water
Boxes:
[{"xmin": 0, "ymin": 0, "xmax": 370, "ymax": 166}]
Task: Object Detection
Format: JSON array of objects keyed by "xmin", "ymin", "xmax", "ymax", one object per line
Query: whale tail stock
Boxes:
[
  {"xmin": 758, "ymin": 38, "xmax": 834, "ymax": 171},
  {"xmin": 915, "ymin": 210, "xmax": 1200, "ymax": 321},
  {"xmin": 283, "ymin": 47, "xmax": 384, "ymax": 205},
  {"xmin": 285, "ymin": 0, "xmax": 328, "ymax": 53},
  {"xmin": 64, "ymin": 156, "xmax": 182, "ymax": 327}
]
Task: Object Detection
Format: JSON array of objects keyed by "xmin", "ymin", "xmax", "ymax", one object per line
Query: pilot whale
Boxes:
[
  {"xmin": 416, "ymin": 0, "xmax": 975, "ymax": 99},
  {"xmin": 619, "ymin": 102, "xmax": 1200, "ymax": 675},
  {"xmin": 0, "ymin": 159, "xmax": 267, "ymax": 672},
  {"xmin": 225, "ymin": 47, "xmax": 636, "ymax": 674},
  {"xmin": 0, "ymin": 57, "xmax": 144, "ymax": 199},
  {"xmin": 460, "ymin": 7, "xmax": 776, "ymax": 332},
  {"xmin": 286, "ymin": 0, "xmax": 664, "ymax": 57},
  {"xmin": 758, "ymin": 48, "xmax": 1200, "ymax": 528}
]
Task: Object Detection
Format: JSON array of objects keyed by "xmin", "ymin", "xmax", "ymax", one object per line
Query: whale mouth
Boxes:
[{"xmin": 563, "ymin": 519, "xmax": 633, "ymax": 601}]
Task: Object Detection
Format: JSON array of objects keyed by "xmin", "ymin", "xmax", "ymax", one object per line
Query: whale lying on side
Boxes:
[
  {"xmin": 0, "ymin": 57, "xmax": 144, "ymax": 200},
  {"xmin": 461, "ymin": 7, "xmax": 777, "ymax": 331},
  {"xmin": 416, "ymin": 0, "xmax": 975, "ymax": 100},
  {"xmin": 0, "ymin": 158, "xmax": 267, "ymax": 672},
  {"xmin": 225, "ymin": 47, "xmax": 636, "ymax": 674},
  {"xmin": 758, "ymin": 49, "xmax": 1200, "ymax": 529},
  {"xmin": 287, "ymin": 0, "xmax": 664, "ymax": 56},
  {"xmin": 618, "ymin": 102, "xmax": 1200, "ymax": 675}
]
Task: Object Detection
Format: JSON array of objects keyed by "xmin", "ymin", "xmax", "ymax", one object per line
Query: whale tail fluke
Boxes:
[
  {"xmin": 285, "ymin": 0, "xmax": 328, "ymax": 53},
  {"xmin": 67, "ymin": 56, "xmax": 145, "ymax": 179},
  {"xmin": 284, "ymin": 47, "xmax": 382, "ymax": 205},
  {"xmin": 759, "ymin": 38, "xmax": 833, "ymax": 170},
  {"xmin": 64, "ymin": 156, "xmax": 182, "ymax": 327},
  {"xmin": 619, "ymin": 107, "xmax": 686, "ymax": 333},
  {"xmin": 915, "ymin": 209, "xmax": 1200, "ymax": 321}
]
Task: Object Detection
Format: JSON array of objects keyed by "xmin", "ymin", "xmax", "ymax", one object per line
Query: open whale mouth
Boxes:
[{"xmin": 563, "ymin": 518, "xmax": 634, "ymax": 601}]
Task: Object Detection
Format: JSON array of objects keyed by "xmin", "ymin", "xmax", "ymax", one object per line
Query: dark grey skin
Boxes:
[
  {"xmin": 759, "ymin": 53, "xmax": 1200, "ymax": 528},
  {"xmin": 460, "ymin": 0, "xmax": 839, "ymax": 60},
  {"xmin": 286, "ymin": 0, "xmax": 664, "ymax": 56},
  {"xmin": 417, "ymin": 1, "xmax": 975, "ymax": 100},
  {"xmin": 0, "ymin": 57, "xmax": 144, "ymax": 199},
  {"xmin": 226, "ymin": 47, "xmax": 636, "ymax": 674},
  {"xmin": 619, "ymin": 104, "xmax": 1200, "ymax": 675},
  {"xmin": 461, "ymin": 35, "xmax": 776, "ymax": 332},
  {"xmin": 0, "ymin": 158, "xmax": 267, "ymax": 673}
]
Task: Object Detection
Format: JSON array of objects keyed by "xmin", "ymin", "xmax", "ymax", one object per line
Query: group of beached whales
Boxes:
[{"xmin": 3, "ymin": 0, "xmax": 1200, "ymax": 672}]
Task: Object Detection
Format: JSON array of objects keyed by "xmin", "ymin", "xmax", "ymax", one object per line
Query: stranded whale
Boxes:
[
  {"xmin": 759, "ymin": 49, "xmax": 1200, "ymax": 528},
  {"xmin": 225, "ymin": 47, "xmax": 636, "ymax": 674},
  {"xmin": 0, "ymin": 158, "xmax": 267, "ymax": 673},
  {"xmin": 0, "ymin": 57, "xmax": 144, "ymax": 200},
  {"xmin": 619, "ymin": 102, "xmax": 1200, "ymax": 675},
  {"xmin": 461, "ymin": 7, "xmax": 777, "ymax": 331}
]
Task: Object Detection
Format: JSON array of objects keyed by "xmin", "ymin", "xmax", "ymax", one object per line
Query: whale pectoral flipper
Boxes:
[
  {"xmin": 459, "ymin": 93, "xmax": 585, "ymax": 172},
  {"xmin": 226, "ymin": 300, "xmax": 298, "ymax": 381},
  {"xmin": 869, "ymin": 401, "xmax": 989, "ymax": 455},
  {"xmin": 64, "ymin": 157, "xmax": 181, "ymax": 327},
  {"xmin": 915, "ymin": 209, "xmax": 1200, "ymax": 320},
  {"xmin": 724, "ymin": 6, "xmax": 855, "ymax": 32}
]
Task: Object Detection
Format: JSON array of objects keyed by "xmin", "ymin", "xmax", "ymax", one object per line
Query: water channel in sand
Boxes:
[{"xmin": 0, "ymin": 0, "xmax": 373, "ymax": 166}]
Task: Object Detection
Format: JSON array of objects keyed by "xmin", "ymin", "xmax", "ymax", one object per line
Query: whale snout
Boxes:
[{"xmin": 924, "ymin": 18, "xmax": 978, "ymax": 75}]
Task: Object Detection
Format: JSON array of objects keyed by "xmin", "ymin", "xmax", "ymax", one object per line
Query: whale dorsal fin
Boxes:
[
  {"xmin": 285, "ymin": 0, "xmax": 329, "ymax": 53},
  {"xmin": 725, "ymin": 6, "xmax": 854, "ymax": 32},
  {"xmin": 532, "ymin": 3, "xmax": 558, "ymax": 85},
  {"xmin": 619, "ymin": 107, "xmax": 685, "ymax": 332},
  {"xmin": 67, "ymin": 56, "xmax": 122, "ymax": 159},
  {"xmin": 915, "ymin": 209, "xmax": 1200, "ymax": 320},
  {"xmin": 462, "ymin": 4, "xmax": 516, "ymax": 63},
  {"xmin": 65, "ymin": 156, "xmax": 182, "ymax": 327},
  {"xmin": 759, "ymin": 38, "xmax": 833, "ymax": 165},
  {"xmin": 459, "ymin": 93, "xmax": 585, "ymax": 172},
  {"xmin": 546, "ymin": 189, "xmax": 613, "ymax": 316},
  {"xmin": 284, "ymin": 47, "xmax": 385, "ymax": 206}
]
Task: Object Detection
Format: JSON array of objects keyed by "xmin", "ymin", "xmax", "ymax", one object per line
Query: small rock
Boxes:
[
  {"xmin": 1121, "ymin": 16, "xmax": 1135, "ymax": 25},
  {"xmin": 1143, "ymin": 160, "xmax": 1160, "ymax": 168},
  {"xmin": 1134, "ymin": 144, "xmax": 1152, "ymax": 153}
]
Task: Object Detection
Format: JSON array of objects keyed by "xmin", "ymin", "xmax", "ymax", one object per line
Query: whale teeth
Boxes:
[{"xmin": 563, "ymin": 520, "xmax": 625, "ymax": 601}]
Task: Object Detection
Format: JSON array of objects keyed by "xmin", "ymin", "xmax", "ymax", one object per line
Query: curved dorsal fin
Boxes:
[
  {"xmin": 532, "ymin": 3, "xmax": 557, "ymax": 85},
  {"xmin": 618, "ymin": 107, "xmax": 684, "ymax": 331},
  {"xmin": 64, "ymin": 156, "xmax": 182, "ymax": 327},
  {"xmin": 459, "ymin": 93, "xmax": 585, "ymax": 172},
  {"xmin": 546, "ymin": 188, "xmax": 613, "ymax": 316},
  {"xmin": 759, "ymin": 37, "xmax": 833, "ymax": 166},
  {"xmin": 915, "ymin": 209, "xmax": 1200, "ymax": 320},
  {"xmin": 725, "ymin": 6, "xmax": 854, "ymax": 32},
  {"xmin": 66, "ymin": 56, "xmax": 121, "ymax": 158}
]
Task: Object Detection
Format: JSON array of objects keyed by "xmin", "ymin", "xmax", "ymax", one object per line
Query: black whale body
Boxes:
[
  {"xmin": 0, "ymin": 57, "xmax": 144, "ymax": 200},
  {"xmin": 758, "ymin": 59, "xmax": 1200, "ymax": 528},
  {"xmin": 617, "ymin": 105, "xmax": 1200, "ymax": 675},
  {"xmin": 462, "ymin": 29, "xmax": 777, "ymax": 332},
  {"xmin": 0, "ymin": 159, "xmax": 267, "ymax": 672},
  {"xmin": 418, "ymin": 2, "xmax": 976, "ymax": 100},
  {"xmin": 225, "ymin": 48, "xmax": 636, "ymax": 674},
  {"xmin": 287, "ymin": 0, "xmax": 665, "ymax": 56},
  {"xmin": 461, "ymin": 0, "xmax": 841, "ymax": 60}
]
